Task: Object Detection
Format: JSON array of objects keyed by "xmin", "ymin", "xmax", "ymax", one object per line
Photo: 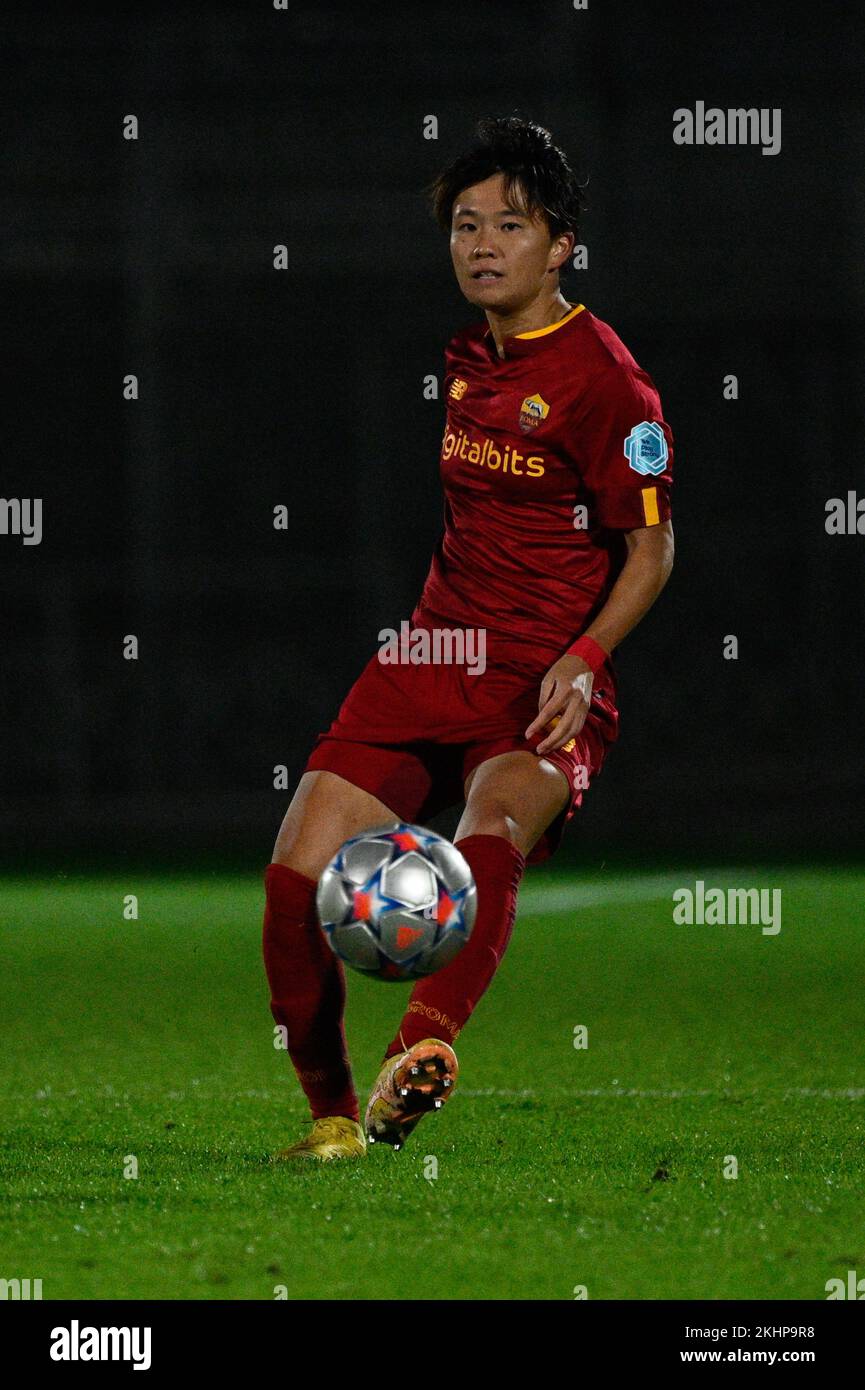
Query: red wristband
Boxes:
[{"xmin": 566, "ymin": 634, "xmax": 609, "ymax": 675}]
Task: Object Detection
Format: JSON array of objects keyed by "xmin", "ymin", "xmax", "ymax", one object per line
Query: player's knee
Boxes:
[
  {"xmin": 462, "ymin": 798, "xmax": 523, "ymax": 848},
  {"xmin": 272, "ymin": 822, "xmax": 341, "ymax": 880},
  {"xmin": 271, "ymin": 772, "xmax": 381, "ymax": 878}
]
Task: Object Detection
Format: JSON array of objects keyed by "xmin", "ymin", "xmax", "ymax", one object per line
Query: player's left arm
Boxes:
[
  {"xmin": 526, "ymin": 361, "xmax": 676, "ymax": 756},
  {"xmin": 526, "ymin": 520, "xmax": 674, "ymax": 754}
]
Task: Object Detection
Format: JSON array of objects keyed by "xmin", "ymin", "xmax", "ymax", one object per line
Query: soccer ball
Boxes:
[{"xmin": 316, "ymin": 823, "xmax": 477, "ymax": 981}]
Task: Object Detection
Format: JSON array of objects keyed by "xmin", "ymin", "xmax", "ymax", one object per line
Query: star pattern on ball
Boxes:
[
  {"xmin": 350, "ymin": 872, "xmax": 404, "ymax": 928},
  {"xmin": 435, "ymin": 882, "xmax": 472, "ymax": 933},
  {"xmin": 386, "ymin": 827, "xmax": 439, "ymax": 854}
]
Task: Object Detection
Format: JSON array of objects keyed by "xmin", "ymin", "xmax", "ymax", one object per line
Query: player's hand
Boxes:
[{"xmin": 524, "ymin": 654, "xmax": 593, "ymax": 756}]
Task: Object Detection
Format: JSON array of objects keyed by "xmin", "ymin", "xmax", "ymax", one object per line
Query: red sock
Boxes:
[
  {"xmin": 262, "ymin": 862, "xmax": 359, "ymax": 1122},
  {"xmin": 384, "ymin": 833, "xmax": 526, "ymax": 1059}
]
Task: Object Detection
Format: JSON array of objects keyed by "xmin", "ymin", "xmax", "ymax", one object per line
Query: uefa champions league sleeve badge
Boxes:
[{"xmin": 624, "ymin": 421, "xmax": 669, "ymax": 476}]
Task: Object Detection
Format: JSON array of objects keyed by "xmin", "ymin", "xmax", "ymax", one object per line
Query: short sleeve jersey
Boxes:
[{"xmin": 413, "ymin": 303, "xmax": 674, "ymax": 684}]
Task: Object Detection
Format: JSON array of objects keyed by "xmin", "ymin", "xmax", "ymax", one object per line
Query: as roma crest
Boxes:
[{"xmin": 518, "ymin": 392, "xmax": 550, "ymax": 434}]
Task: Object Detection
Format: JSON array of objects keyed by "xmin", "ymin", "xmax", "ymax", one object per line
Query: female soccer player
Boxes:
[{"xmin": 263, "ymin": 116, "xmax": 675, "ymax": 1159}]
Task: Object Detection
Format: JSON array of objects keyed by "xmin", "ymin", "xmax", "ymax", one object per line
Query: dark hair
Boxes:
[{"xmin": 429, "ymin": 115, "xmax": 585, "ymax": 242}]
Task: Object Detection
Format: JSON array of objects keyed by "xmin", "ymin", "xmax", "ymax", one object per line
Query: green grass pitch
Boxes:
[{"xmin": 1, "ymin": 867, "xmax": 862, "ymax": 1300}]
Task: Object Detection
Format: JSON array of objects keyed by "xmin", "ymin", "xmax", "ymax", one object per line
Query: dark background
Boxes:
[{"xmin": 3, "ymin": 0, "xmax": 863, "ymax": 868}]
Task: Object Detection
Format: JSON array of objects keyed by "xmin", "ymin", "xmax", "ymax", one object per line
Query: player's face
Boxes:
[{"xmin": 449, "ymin": 173, "xmax": 571, "ymax": 313}]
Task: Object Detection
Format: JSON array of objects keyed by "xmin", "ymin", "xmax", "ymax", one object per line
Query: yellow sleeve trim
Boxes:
[
  {"xmin": 514, "ymin": 304, "xmax": 585, "ymax": 340},
  {"xmin": 641, "ymin": 486, "xmax": 660, "ymax": 526}
]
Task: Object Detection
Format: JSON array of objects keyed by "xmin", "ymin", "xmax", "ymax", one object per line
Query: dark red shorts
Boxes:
[{"xmin": 304, "ymin": 643, "xmax": 619, "ymax": 865}]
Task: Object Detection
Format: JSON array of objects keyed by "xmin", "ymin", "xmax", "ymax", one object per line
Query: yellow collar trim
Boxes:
[{"xmin": 514, "ymin": 303, "xmax": 585, "ymax": 340}]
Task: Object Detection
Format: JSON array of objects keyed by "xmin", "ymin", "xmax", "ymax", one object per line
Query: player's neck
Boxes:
[{"xmin": 485, "ymin": 291, "xmax": 573, "ymax": 359}]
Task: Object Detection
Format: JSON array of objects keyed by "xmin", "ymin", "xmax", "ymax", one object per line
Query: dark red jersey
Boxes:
[{"xmin": 413, "ymin": 304, "xmax": 674, "ymax": 689}]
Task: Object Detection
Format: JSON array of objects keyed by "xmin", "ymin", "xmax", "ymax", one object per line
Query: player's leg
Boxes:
[
  {"xmin": 263, "ymin": 769, "xmax": 399, "ymax": 1159},
  {"xmin": 366, "ymin": 751, "xmax": 568, "ymax": 1147},
  {"xmin": 392, "ymin": 749, "xmax": 567, "ymax": 1048},
  {"xmin": 455, "ymin": 749, "xmax": 570, "ymax": 849}
]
